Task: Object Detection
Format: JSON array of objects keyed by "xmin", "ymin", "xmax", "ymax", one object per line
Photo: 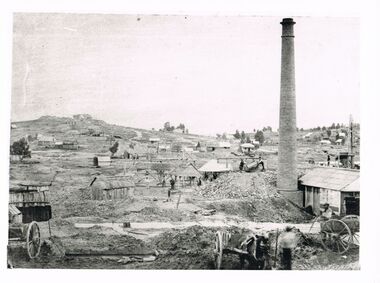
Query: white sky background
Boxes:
[{"xmin": 11, "ymin": 14, "xmax": 359, "ymax": 136}]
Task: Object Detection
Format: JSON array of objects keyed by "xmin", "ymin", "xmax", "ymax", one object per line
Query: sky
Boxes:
[{"xmin": 11, "ymin": 13, "xmax": 360, "ymax": 136}]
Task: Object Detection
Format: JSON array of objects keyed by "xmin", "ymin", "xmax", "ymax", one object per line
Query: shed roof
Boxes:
[
  {"xmin": 90, "ymin": 177, "xmax": 135, "ymax": 191},
  {"xmin": 15, "ymin": 180, "xmax": 53, "ymax": 188},
  {"xmin": 9, "ymin": 204, "xmax": 21, "ymax": 216},
  {"xmin": 96, "ymin": 156, "xmax": 111, "ymax": 161},
  {"xmin": 175, "ymin": 164, "xmax": 202, "ymax": 178},
  {"xmin": 38, "ymin": 136, "xmax": 55, "ymax": 142},
  {"xmin": 299, "ymin": 167, "xmax": 360, "ymax": 192},
  {"xmin": 219, "ymin": 142, "xmax": 231, "ymax": 148},
  {"xmin": 198, "ymin": 159, "xmax": 233, "ymax": 173},
  {"xmin": 207, "ymin": 142, "xmax": 231, "ymax": 148},
  {"xmin": 341, "ymin": 178, "xmax": 360, "ymax": 192}
]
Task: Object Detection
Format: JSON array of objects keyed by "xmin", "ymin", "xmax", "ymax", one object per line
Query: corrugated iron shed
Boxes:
[
  {"xmin": 299, "ymin": 167, "xmax": 360, "ymax": 191},
  {"xmin": 198, "ymin": 159, "xmax": 233, "ymax": 173},
  {"xmin": 175, "ymin": 164, "xmax": 202, "ymax": 178}
]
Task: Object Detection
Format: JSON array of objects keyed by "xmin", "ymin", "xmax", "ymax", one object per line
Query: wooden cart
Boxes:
[
  {"xmin": 8, "ymin": 182, "xmax": 53, "ymax": 260},
  {"xmin": 319, "ymin": 215, "xmax": 360, "ymax": 254}
]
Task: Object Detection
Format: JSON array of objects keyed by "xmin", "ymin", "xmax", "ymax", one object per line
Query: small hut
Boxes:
[
  {"xmin": 37, "ymin": 135, "xmax": 56, "ymax": 147},
  {"xmin": 93, "ymin": 155, "xmax": 111, "ymax": 167},
  {"xmin": 299, "ymin": 167, "xmax": 360, "ymax": 216},
  {"xmin": 89, "ymin": 176, "xmax": 135, "ymax": 200},
  {"xmin": 10, "ymin": 154, "xmax": 23, "ymax": 162},
  {"xmin": 240, "ymin": 143, "xmax": 256, "ymax": 154},
  {"xmin": 62, "ymin": 140, "xmax": 79, "ymax": 150},
  {"xmin": 198, "ymin": 159, "xmax": 233, "ymax": 180},
  {"xmin": 174, "ymin": 163, "xmax": 202, "ymax": 186}
]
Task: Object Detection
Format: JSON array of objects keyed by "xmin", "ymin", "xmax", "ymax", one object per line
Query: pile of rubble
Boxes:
[
  {"xmin": 195, "ymin": 171, "xmax": 311, "ymax": 223},
  {"xmin": 149, "ymin": 226, "xmax": 216, "ymax": 269},
  {"xmin": 149, "ymin": 225, "xmax": 253, "ymax": 269},
  {"xmin": 194, "ymin": 171, "xmax": 280, "ymax": 200}
]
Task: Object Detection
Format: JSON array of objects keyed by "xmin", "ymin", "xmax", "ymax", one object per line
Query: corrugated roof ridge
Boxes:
[{"xmin": 341, "ymin": 175, "xmax": 360, "ymax": 190}]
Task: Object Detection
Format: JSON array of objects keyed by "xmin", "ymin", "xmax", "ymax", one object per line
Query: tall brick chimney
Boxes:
[{"xmin": 277, "ymin": 18, "xmax": 300, "ymax": 204}]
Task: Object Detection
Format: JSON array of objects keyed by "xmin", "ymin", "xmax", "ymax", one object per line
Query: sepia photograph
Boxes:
[
  {"xmin": 1, "ymin": 1, "xmax": 378, "ymax": 279},
  {"xmin": 6, "ymin": 12, "xmax": 362, "ymax": 271}
]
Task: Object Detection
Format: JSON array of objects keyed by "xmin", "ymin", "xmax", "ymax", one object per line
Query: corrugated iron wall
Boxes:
[{"xmin": 91, "ymin": 186, "xmax": 134, "ymax": 200}]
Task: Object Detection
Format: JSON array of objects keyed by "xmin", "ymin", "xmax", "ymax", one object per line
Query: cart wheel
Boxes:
[
  {"xmin": 341, "ymin": 215, "xmax": 359, "ymax": 222},
  {"xmin": 214, "ymin": 231, "xmax": 223, "ymax": 269},
  {"xmin": 320, "ymin": 219, "xmax": 352, "ymax": 254},
  {"xmin": 26, "ymin": 222, "xmax": 41, "ymax": 259},
  {"xmin": 342, "ymin": 215, "xmax": 360, "ymax": 246}
]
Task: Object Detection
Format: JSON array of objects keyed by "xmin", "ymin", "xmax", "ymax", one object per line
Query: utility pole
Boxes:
[{"xmin": 349, "ymin": 114, "xmax": 354, "ymax": 168}]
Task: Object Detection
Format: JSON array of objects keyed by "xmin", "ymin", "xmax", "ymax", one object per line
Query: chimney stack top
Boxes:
[{"xmin": 281, "ymin": 18, "xmax": 296, "ymax": 25}]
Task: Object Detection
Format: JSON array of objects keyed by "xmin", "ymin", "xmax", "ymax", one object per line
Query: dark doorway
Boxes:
[{"xmin": 345, "ymin": 197, "xmax": 360, "ymax": 215}]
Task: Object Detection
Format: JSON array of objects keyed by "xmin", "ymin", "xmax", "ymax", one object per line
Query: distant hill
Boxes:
[{"xmin": 10, "ymin": 115, "xmax": 217, "ymax": 154}]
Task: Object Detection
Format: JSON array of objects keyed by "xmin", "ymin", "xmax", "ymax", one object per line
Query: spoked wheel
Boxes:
[
  {"xmin": 214, "ymin": 231, "xmax": 223, "ymax": 269},
  {"xmin": 342, "ymin": 215, "xmax": 360, "ymax": 246},
  {"xmin": 26, "ymin": 221, "xmax": 41, "ymax": 259},
  {"xmin": 341, "ymin": 215, "xmax": 359, "ymax": 221},
  {"xmin": 320, "ymin": 219, "xmax": 352, "ymax": 254}
]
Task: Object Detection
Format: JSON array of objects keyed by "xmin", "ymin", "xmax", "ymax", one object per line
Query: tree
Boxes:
[
  {"xmin": 176, "ymin": 123, "xmax": 185, "ymax": 130},
  {"xmin": 151, "ymin": 162, "xmax": 171, "ymax": 183},
  {"xmin": 246, "ymin": 136, "xmax": 251, "ymax": 143},
  {"xmin": 163, "ymin": 122, "xmax": 174, "ymax": 132},
  {"xmin": 267, "ymin": 126, "xmax": 272, "ymax": 132},
  {"xmin": 221, "ymin": 133, "xmax": 227, "ymax": 140},
  {"xmin": 327, "ymin": 129, "xmax": 331, "ymax": 137},
  {"xmin": 195, "ymin": 142, "xmax": 201, "ymax": 149},
  {"xmin": 322, "ymin": 126, "xmax": 326, "ymax": 131},
  {"xmin": 10, "ymin": 137, "xmax": 31, "ymax": 159},
  {"xmin": 254, "ymin": 130, "xmax": 265, "ymax": 145},
  {"xmin": 233, "ymin": 130, "xmax": 241, "ymax": 139},
  {"xmin": 216, "ymin": 133, "xmax": 221, "ymax": 139},
  {"xmin": 336, "ymin": 123, "xmax": 341, "ymax": 129},
  {"xmin": 316, "ymin": 126, "xmax": 321, "ymax": 131},
  {"xmin": 300, "ymin": 128, "xmax": 304, "ymax": 132},
  {"xmin": 109, "ymin": 141, "xmax": 119, "ymax": 157},
  {"xmin": 331, "ymin": 123, "xmax": 336, "ymax": 129}
]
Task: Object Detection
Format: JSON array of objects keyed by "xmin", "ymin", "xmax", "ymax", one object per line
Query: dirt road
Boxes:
[{"xmin": 74, "ymin": 219, "xmax": 321, "ymax": 241}]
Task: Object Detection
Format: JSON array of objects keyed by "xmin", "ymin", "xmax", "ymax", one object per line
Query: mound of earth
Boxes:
[
  {"xmin": 196, "ymin": 171, "xmax": 310, "ymax": 223},
  {"xmin": 194, "ymin": 171, "xmax": 279, "ymax": 199},
  {"xmin": 147, "ymin": 225, "xmax": 256, "ymax": 269}
]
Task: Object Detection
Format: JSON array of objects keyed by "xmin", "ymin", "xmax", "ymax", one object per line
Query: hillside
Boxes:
[{"xmin": 10, "ymin": 115, "xmax": 218, "ymax": 154}]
